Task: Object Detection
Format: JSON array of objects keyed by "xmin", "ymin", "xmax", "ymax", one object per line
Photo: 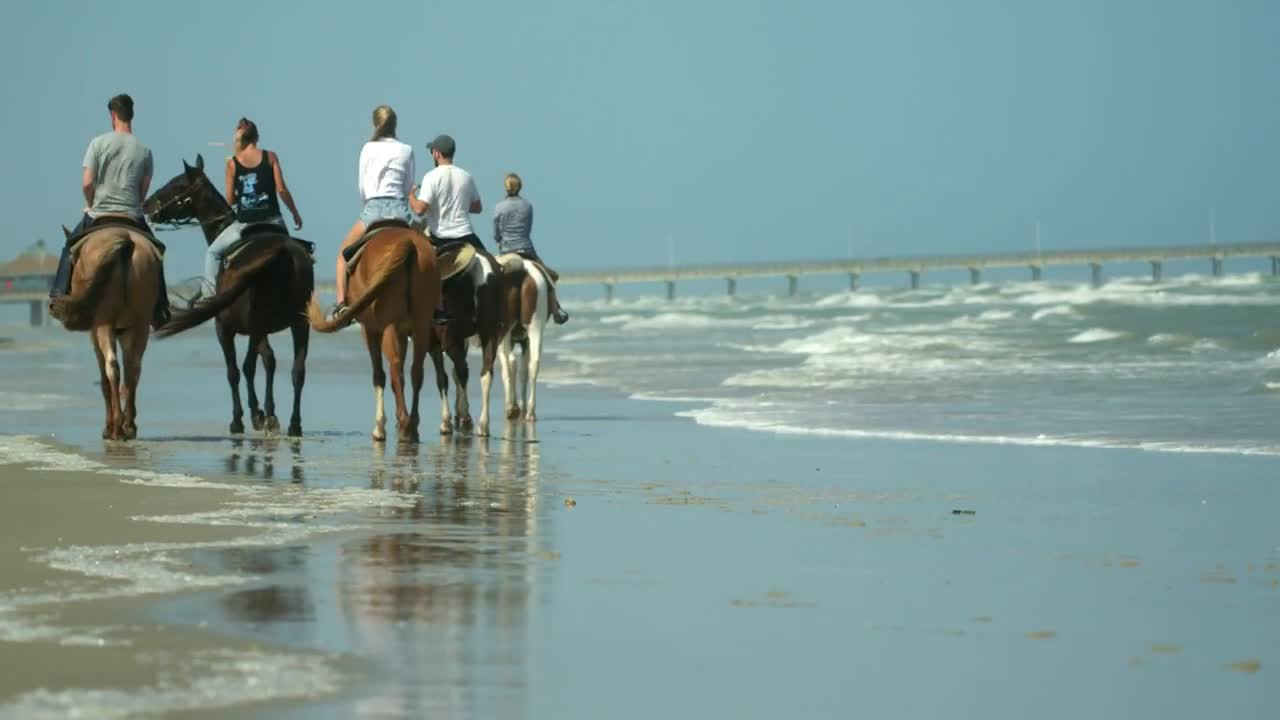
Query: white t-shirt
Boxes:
[
  {"xmin": 416, "ymin": 165, "xmax": 480, "ymax": 239},
  {"xmin": 358, "ymin": 138, "xmax": 415, "ymax": 203}
]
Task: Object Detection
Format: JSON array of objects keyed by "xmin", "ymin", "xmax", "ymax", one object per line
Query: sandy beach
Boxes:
[
  {"xmin": 1, "ymin": 381, "xmax": 1277, "ymax": 718},
  {"xmin": 1, "ymin": 291, "xmax": 1279, "ymax": 719}
]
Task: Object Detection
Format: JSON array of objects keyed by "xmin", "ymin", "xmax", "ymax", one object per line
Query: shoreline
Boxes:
[
  {"xmin": 0, "ymin": 438, "xmax": 363, "ymax": 717},
  {"xmin": 0, "ymin": 380, "xmax": 1277, "ymax": 718}
]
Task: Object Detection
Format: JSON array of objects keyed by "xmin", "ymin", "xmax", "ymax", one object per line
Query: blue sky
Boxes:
[{"xmin": 2, "ymin": 0, "xmax": 1278, "ymax": 282}]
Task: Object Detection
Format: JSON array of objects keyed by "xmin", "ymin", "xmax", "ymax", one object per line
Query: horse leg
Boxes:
[
  {"xmin": 500, "ymin": 332, "xmax": 520, "ymax": 420},
  {"xmin": 518, "ymin": 336, "xmax": 531, "ymax": 419},
  {"xmin": 92, "ymin": 326, "xmax": 122, "ymax": 440},
  {"xmin": 117, "ymin": 327, "xmax": 149, "ymax": 440},
  {"xmin": 243, "ymin": 333, "xmax": 264, "ymax": 431},
  {"xmin": 451, "ymin": 340, "xmax": 472, "ymax": 431},
  {"xmin": 218, "ymin": 320, "xmax": 245, "ymax": 434},
  {"xmin": 364, "ymin": 325, "xmax": 387, "ymax": 442},
  {"xmin": 430, "ymin": 338, "xmax": 452, "ymax": 435},
  {"xmin": 259, "ymin": 337, "xmax": 280, "ymax": 433},
  {"xmin": 477, "ymin": 334, "xmax": 497, "ymax": 437},
  {"xmin": 409, "ymin": 332, "xmax": 428, "ymax": 440},
  {"xmin": 525, "ymin": 321, "xmax": 544, "ymax": 422},
  {"xmin": 383, "ymin": 327, "xmax": 413, "ymax": 443},
  {"xmin": 287, "ymin": 321, "xmax": 309, "ymax": 438}
]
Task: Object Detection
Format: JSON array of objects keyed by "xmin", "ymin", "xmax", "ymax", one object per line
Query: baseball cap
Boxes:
[{"xmin": 427, "ymin": 134, "xmax": 456, "ymax": 157}]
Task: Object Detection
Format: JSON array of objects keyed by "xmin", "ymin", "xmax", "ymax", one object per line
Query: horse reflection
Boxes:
[
  {"xmin": 339, "ymin": 435, "xmax": 546, "ymax": 717},
  {"xmin": 223, "ymin": 436, "xmax": 306, "ymax": 483}
]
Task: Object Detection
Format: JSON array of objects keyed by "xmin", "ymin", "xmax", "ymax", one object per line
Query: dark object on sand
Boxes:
[{"xmin": 952, "ymin": 509, "xmax": 976, "ymax": 515}]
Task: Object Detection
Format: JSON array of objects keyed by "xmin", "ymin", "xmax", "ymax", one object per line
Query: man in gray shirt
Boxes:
[{"xmin": 52, "ymin": 93, "xmax": 169, "ymax": 327}]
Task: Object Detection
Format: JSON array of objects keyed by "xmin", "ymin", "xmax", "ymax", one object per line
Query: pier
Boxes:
[
  {"xmin": 549, "ymin": 241, "xmax": 1280, "ymax": 300},
  {"xmin": 0, "ymin": 241, "xmax": 57, "ymax": 326},
  {"xmin": 6, "ymin": 241, "xmax": 1280, "ymax": 325}
]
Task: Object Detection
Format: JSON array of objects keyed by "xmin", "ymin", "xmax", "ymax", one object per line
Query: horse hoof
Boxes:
[
  {"xmin": 251, "ymin": 411, "xmax": 266, "ymax": 432},
  {"xmin": 505, "ymin": 406, "xmax": 522, "ymax": 420},
  {"xmin": 230, "ymin": 420, "xmax": 245, "ymax": 435},
  {"xmin": 123, "ymin": 425, "xmax": 138, "ymax": 441},
  {"xmin": 287, "ymin": 423, "xmax": 302, "ymax": 438},
  {"xmin": 399, "ymin": 432, "xmax": 420, "ymax": 445},
  {"xmin": 526, "ymin": 413, "xmax": 537, "ymax": 423},
  {"xmin": 477, "ymin": 422, "xmax": 490, "ymax": 438},
  {"xmin": 459, "ymin": 415, "xmax": 474, "ymax": 431},
  {"xmin": 439, "ymin": 421, "xmax": 453, "ymax": 436},
  {"xmin": 372, "ymin": 426, "xmax": 387, "ymax": 442},
  {"xmin": 265, "ymin": 416, "xmax": 281, "ymax": 434}
]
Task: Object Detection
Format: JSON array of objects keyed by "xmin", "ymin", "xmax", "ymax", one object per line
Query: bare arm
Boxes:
[
  {"xmin": 271, "ymin": 152, "xmax": 303, "ymax": 230},
  {"xmin": 408, "ymin": 184, "xmax": 429, "ymax": 216},
  {"xmin": 81, "ymin": 166, "xmax": 95, "ymax": 209},
  {"xmin": 224, "ymin": 158, "xmax": 236, "ymax": 207}
]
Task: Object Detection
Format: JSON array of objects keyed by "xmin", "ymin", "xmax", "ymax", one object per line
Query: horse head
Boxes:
[{"xmin": 143, "ymin": 155, "xmax": 226, "ymax": 240}]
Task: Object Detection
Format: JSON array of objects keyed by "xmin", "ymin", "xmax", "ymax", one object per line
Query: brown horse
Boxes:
[
  {"xmin": 143, "ymin": 155, "xmax": 314, "ymax": 437},
  {"xmin": 308, "ymin": 224, "xmax": 444, "ymax": 443},
  {"xmin": 48, "ymin": 222, "xmax": 162, "ymax": 440}
]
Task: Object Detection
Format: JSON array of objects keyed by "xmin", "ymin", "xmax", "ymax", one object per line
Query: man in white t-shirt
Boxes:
[{"xmin": 408, "ymin": 134, "xmax": 485, "ymax": 251}]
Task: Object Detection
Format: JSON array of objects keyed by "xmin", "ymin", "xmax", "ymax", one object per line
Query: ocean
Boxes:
[{"xmin": 549, "ymin": 272, "xmax": 1280, "ymax": 456}]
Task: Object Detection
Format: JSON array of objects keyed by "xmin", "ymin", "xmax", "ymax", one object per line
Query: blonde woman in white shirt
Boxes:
[{"xmin": 332, "ymin": 105, "xmax": 415, "ymax": 314}]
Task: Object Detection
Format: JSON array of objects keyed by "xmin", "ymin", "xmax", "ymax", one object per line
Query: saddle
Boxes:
[
  {"xmin": 434, "ymin": 241, "xmax": 478, "ymax": 282},
  {"xmin": 342, "ymin": 219, "xmax": 411, "ymax": 276},
  {"xmin": 496, "ymin": 253, "xmax": 560, "ymax": 283},
  {"xmin": 223, "ymin": 224, "xmax": 316, "ymax": 268},
  {"xmin": 66, "ymin": 215, "xmax": 166, "ymax": 259}
]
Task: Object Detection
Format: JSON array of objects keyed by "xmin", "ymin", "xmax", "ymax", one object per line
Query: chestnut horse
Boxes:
[
  {"xmin": 48, "ymin": 222, "xmax": 162, "ymax": 440},
  {"xmin": 308, "ymin": 224, "xmax": 444, "ymax": 443},
  {"xmin": 143, "ymin": 155, "xmax": 314, "ymax": 437}
]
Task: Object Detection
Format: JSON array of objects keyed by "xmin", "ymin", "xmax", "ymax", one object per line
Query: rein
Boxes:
[{"xmin": 148, "ymin": 174, "xmax": 235, "ymax": 234}]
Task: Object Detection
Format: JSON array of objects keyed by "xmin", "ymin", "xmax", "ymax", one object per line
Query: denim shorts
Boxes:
[{"xmin": 360, "ymin": 197, "xmax": 413, "ymax": 225}]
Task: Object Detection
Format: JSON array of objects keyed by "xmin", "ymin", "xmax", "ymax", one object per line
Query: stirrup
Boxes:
[
  {"xmin": 433, "ymin": 308, "xmax": 450, "ymax": 326},
  {"xmin": 553, "ymin": 308, "xmax": 570, "ymax": 325},
  {"xmin": 328, "ymin": 302, "xmax": 348, "ymax": 321}
]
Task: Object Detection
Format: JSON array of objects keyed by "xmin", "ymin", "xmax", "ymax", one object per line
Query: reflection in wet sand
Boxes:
[
  {"xmin": 341, "ymin": 425, "xmax": 542, "ymax": 717},
  {"xmin": 209, "ymin": 421, "xmax": 547, "ymax": 718},
  {"xmin": 224, "ymin": 437, "xmax": 307, "ymax": 483}
]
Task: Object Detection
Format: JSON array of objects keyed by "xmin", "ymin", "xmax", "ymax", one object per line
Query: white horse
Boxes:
[{"xmin": 494, "ymin": 254, "xmax": 553, "ymax": 425}]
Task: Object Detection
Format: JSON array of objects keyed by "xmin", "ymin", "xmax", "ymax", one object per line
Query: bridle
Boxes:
[{"xmin": 148, "ymin": 172, "xmax": 235, "ymax": 233}]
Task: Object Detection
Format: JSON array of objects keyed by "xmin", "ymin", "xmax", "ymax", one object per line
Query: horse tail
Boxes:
[
  {"xmin": 50, "ymin": 237, "xmax": 133, "ymax": 332},
  {"xmin": 155, "ymin": 239, "xmax": 288, "ymax": 338},
  {"xmin": 308, "ymin": 235, "xmax": 416, "ymax": 334}
]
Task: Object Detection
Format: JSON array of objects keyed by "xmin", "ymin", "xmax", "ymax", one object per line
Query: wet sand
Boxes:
[
  {"xmin": 0, "ymin": 449, "xmax": 362, "ymax": 718},
  {"xmin": 1, "ymin": 327, "xmax": 1277, "ymax": 718}
]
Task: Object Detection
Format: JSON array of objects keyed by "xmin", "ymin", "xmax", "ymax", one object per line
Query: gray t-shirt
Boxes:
[
  {"xmin": 492, "ymin": 195, "xmax": 534, "ymax": 254},
  {"xmin": 83, "ymin": 131, "xmax": 153, "ymax": 219}
]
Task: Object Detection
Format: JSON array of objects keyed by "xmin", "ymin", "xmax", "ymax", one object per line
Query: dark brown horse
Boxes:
[
  {"xmin": 433, "ymin": 243, "xmax": 507, "ymax": 437},
  {"xmin": 143, "ymin": 155, "xmax": 313, "ymax": 437},
  {"xmin": 308, "ymin": 223, "xmax": 444, "ymax": 443}
]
